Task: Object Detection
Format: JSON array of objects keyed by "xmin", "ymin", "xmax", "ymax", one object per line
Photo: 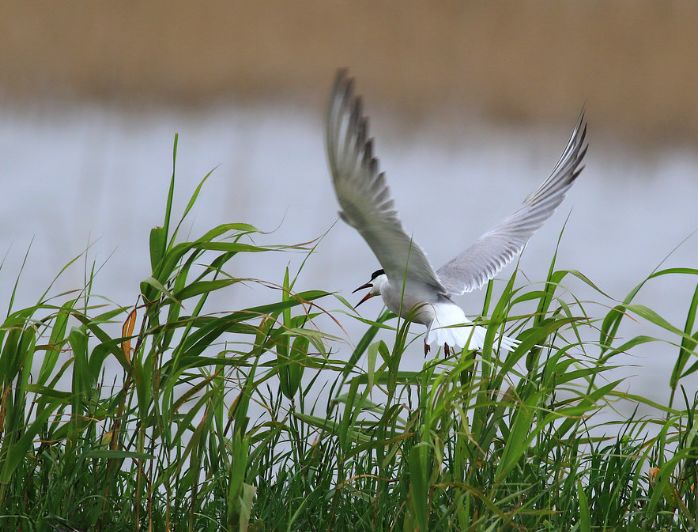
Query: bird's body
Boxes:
[
  {"xmin": 375, "ymin": 276, "xmax": 440, "ymax": 325},
  {"xmin": 363, "ymin": 272, "xmax": 519, "ymax": 353},
  {"xmin": 325, "ymin": 69, "xmax": 587, "ymax": 355}
]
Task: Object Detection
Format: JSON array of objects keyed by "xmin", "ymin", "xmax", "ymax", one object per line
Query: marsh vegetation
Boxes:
[{"xmin": 0, "ymin": 143, "xmax": 697, "ymax": 530}]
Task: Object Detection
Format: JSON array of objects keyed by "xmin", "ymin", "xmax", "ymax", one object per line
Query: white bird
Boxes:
[{"xmin": 325, "ymin": 70, "xmax": 587, "ymax": 355}]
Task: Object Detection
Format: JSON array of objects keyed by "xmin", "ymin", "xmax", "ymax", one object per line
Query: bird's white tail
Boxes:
[{"xmin": 427, "ymin": 303, "xmax": 519, "ymax": 352}]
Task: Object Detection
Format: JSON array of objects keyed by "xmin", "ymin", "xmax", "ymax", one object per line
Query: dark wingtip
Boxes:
[
  {"xmin": 334, "ymin": 68, "xmax": 351, "ymax": 91},
  {"xmin": 576, "ymin": 103, "xmax": 587, "ymax": 126},
  {"xmin": 570, "ymin": 106, "xmax": 588, "ymax": 147}
]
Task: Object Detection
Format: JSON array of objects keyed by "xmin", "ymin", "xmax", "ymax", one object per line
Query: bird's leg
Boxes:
[
  {"xmin": 424, "ymin": 322, "xmax": 433, "ymax": 357},
  {"xmin": 444, "ymin": 343, "xmax": 450, "ymax": 357}
]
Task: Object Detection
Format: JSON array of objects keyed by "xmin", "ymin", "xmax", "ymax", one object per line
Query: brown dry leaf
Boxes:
[
  {"xmin": 121, "ymin": 306, "xmax": 138, "ymax": 364},
  {"xmin": 0, "ymin": 385, "xmax": 11, "ymax": 433},
  {"xmin": 101, "ymin": 430, "xmax": 114, "ymax": 447}
]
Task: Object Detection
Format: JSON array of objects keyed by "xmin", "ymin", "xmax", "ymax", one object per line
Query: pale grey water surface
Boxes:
[{"xmin": 0, "ymin": 102, "xmax": 697, "ymax": 416}]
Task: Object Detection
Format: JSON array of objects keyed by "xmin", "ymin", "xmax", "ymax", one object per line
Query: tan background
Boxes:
[{"xmin": 1, "ymin": 1, "xmax": 697, "ymax": 144}]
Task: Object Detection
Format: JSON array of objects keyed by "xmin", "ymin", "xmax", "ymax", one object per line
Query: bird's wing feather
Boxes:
[
  {"xmin": 326, "ymin": 70, "xmax": 446, "ymax": 293},
  {"xmin": 437, "ymin": 116, "xmax": 588, "ymax": 295}
]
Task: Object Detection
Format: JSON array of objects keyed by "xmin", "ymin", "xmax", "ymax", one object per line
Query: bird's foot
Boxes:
[{"xmin": 424, "ymin": 341, "xmax": 431, "ymax": 357}]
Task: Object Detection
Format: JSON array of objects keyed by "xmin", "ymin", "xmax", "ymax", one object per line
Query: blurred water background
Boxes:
[{"xmin": 0, "ymin": 1, "xmax": 696, "ymax": 412}]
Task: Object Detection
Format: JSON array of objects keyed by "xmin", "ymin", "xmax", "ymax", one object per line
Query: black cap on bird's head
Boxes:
[
  {"xmin": 353, "ymin": 269, "xmax": 385, "ymax": 308},
  {"xmin": 370, "ymin": 268, "xmax": 385, "ymax": 281}
]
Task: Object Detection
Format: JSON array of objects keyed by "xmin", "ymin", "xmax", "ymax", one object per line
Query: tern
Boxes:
[{"xmin": 325, "ymin": 70, "xmax": 587, "ymax": 355}]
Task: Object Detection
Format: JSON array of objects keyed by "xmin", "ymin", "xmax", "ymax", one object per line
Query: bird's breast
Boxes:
[{"xmin": 381, "ymin": 280, "xmax": 441, "ymax": 325}]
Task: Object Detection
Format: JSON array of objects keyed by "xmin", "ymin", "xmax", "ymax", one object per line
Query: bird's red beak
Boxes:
[
  {"xmin": 354, "ymin": 292, "xmax": 375, "ymax": 309},
  {"xmin": 353, "ymin": 281, "xmax": 374, "ymax": 309}
]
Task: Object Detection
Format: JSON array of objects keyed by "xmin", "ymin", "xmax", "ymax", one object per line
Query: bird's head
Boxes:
[{"xmin": 353, "ymin": 268, "xmax": 387, "ymax": 308}]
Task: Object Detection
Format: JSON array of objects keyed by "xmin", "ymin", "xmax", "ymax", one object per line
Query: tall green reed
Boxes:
[{"xmin": 0, "ymin": 137, "xmax": 696, "ymax": 530}]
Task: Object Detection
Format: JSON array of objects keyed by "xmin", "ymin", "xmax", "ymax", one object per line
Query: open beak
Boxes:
[
  {"xmin": 353, "ymin": 282, "xmax": 374, "ymax": 309},
  {"xmin": 354, "ymin": 292, "xmax": 374, "ymax": 309},
  {"xmin": 352, "ymin": 282, "xmax": 372, "ymax": 294}
]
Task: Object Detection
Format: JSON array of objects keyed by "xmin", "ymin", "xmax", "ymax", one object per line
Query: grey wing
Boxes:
[
  {"xmin": 437, "ymin": 115, "xmax": 588, "ymax": 295},
  {"xmin": 326, "ymin": 70, "xmax": 446, "ymax": 293}
]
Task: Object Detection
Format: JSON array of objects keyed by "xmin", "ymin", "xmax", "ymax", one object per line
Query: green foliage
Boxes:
[{"xmin": 0, "ymin": 138, "xmax": 697, "ymax": 530}]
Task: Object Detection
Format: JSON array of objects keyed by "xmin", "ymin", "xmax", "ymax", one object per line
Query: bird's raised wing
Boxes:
[
  {"xmin": 326, "ymin": 70, "xmax": 446, "ymax": 293},
  {"xmin": 437, "ymin": 116, "xmax": 588, "ymax": 295}
]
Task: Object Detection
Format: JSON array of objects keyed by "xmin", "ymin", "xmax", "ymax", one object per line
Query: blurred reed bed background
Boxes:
[{"xmin": 1, "ymin": 1, "xmax": 698, "ymax": 144}]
